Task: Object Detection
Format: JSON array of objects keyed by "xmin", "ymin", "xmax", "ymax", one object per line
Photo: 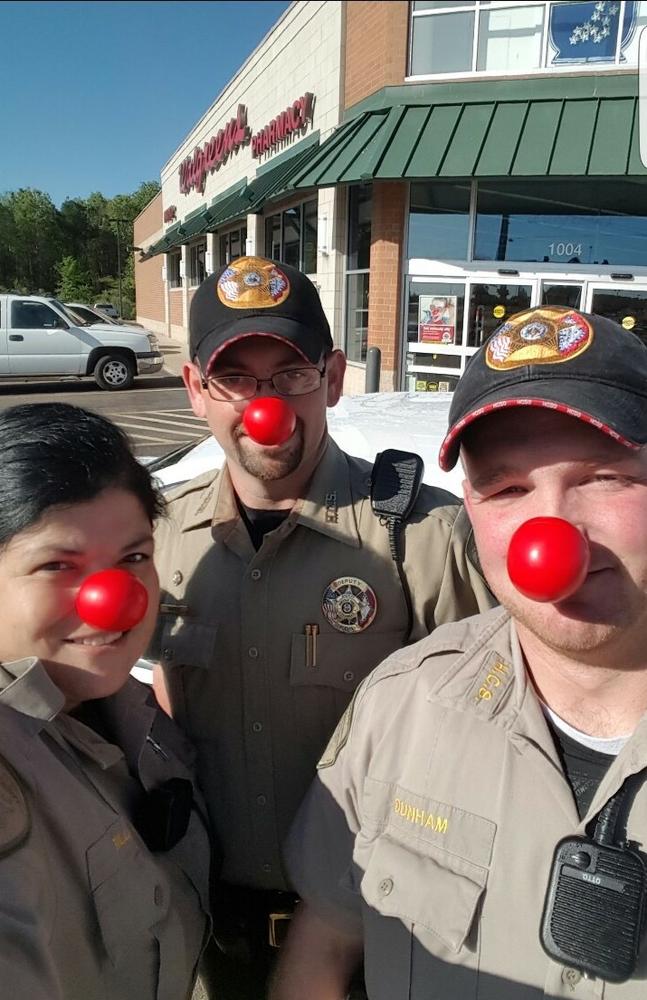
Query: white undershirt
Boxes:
[{"xmin": 542, "ymin": 703, "xmax": 630, "ymax": 757}]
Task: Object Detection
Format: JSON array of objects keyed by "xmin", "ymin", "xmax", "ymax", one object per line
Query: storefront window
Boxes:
[
  {"xmin": 407, "ymin": 280, "xmax": 465, "ymax": 347},
  {"xmin": 348, "ymin": 186, "xmax": 372, "ymax": 271},
  {"xmin": 264, "ymin": 199, "xmax": 318, "ymax": 273},
  {"xmin": 345, "ymin": 273, "xmax": 370, "ymax": 365},
  {"xmin": 219, "ymin": 226, "xmax": 247, "ymax": 265},
  {"xmin": 467, "ymin": 283, "xmax": 532, "ymax": 347},
  {"xmin": 345, "ymin": 186, "xmax": 373, "ymax": 364},
  {"xmin": 408, "ymin": 182, "xmax": 471, "ymax": 261},
  {"xmin": 188, "ymin": 240, "xmax": 207, "ymax": 287},
  {"xmin": 282, "ymin": 208, "xmax": 301, "ymax": 269},
  {"xmin": 589, "ymin": 288, "xmax": 647, "ymax": 346},
  {"xmin": 410, "ymin": 6, "xmax": 475, "ymax": 75},
  {"xmin": 477, "ymin": 3, "xmax": 544, "ymax": 72},
  {"xmin": 303, "ymin": 199, "xmax": 318, "ymax": 275},
  {"xmin": 474, "ymin": 180, "xmax": 647, "ymax": 266},
  {"xmin": 167, "ymin": 251, "xmax": 182, "ymax": 289},
  {"xmin": 409, "ymin": 2, "xmax": 647, "ymax": 76},
  {"xmin": 265, "ymin": 214, "xmax": 281, "ymax": 260}
]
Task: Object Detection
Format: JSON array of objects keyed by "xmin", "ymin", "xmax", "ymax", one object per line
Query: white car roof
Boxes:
[{"xmin": 153, "ymin": 392, "xmax": 464, "ymax": 498}]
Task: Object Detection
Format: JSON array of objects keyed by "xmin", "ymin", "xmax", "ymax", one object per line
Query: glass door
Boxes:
[
  {"xmin": 466, "ymin": 281, "xmax": 534, "ymax": 348},
  {"xmin": 586, "ymin": 286, "xmax": 647, "ymax": 347},
  {"xmin": 540, "ymin": 282, "xmax": 584, "ymax": 309},
  {"xmin": 405, "ymin": 279, "xmax": 466, "ymax": 392}
]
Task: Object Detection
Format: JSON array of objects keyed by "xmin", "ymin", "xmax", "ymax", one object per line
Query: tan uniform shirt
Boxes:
[
  {"xmin": 151, "ymin": 439, "xmax": 496, "ymax": 890},
  {"xmin": 287, "ymin": 607, "xmax": 647, "ymax": 999},
  {"xmin": 0, "ymin": 658, "xmax": 210, "ymax": 1000}
]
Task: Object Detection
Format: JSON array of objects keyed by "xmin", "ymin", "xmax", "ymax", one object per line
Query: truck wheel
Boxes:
[{"xmin": 94, "ymin": 353, "xmax": 135, "ymax": 391}]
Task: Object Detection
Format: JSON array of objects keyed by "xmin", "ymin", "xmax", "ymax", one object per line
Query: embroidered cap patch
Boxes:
[
  {"xmin": 217, "ymin": 255, "xmax": 290, "ymax": 310},
  {"xmin": 486, "ymin": 307, "xmax": 593, "ymax": 371}
]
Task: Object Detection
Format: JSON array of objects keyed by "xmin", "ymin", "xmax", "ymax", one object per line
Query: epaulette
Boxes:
[
  {"xmin": 364, "ymin": 609, "xmax": 508, "ymax": 691},
  {"xmin": 164, "ymin": 466, "xmax": 222, "ymax": 506},
  {"xmin": 0, "ymin": 755, "xmax": 30, "ymax": 856}
]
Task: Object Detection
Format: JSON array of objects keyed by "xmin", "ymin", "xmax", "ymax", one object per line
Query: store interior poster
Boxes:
[{"xmin": 418, "ymin": 295, "xmax": 457, "ymax": 344}]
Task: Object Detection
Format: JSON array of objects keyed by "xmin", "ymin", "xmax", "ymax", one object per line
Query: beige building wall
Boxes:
[{"xmin": 145, "ymin": 0, "xmax": 344, "ymax": 349}]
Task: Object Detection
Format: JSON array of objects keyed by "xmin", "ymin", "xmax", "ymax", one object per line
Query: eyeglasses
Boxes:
[{"xmin": 201, "ymin": 362, "xmax": 327, "ymax": 402}]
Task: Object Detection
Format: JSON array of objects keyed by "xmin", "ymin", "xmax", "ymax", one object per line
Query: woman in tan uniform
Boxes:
[{"xmin": 0, "ymin": 402, "xmax": 210, "ymax": 1000}]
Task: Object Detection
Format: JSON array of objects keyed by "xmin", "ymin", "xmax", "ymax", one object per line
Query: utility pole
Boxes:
[{"xmin": 111, "ymin": 218, "xmax": 130, "ymax": 318}]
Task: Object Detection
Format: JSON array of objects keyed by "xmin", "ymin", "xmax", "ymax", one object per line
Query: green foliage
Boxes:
[
  {"xmin": 0, "ymin": 180, "xmax": 160, "ymax": 317},
  {"xmin": 55, "ymin": 256, "xmax": 94, "ymax": 303}
]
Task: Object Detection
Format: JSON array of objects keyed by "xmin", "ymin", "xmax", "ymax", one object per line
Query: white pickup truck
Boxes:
[{"xmin": 0, "ymin": 295, "xmax": 163, "ymax": 390}]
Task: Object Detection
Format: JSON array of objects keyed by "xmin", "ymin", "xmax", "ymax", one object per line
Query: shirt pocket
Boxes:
[
  {"xmin": 359, "ymin": 835, "xmax": 487, "ymax": 1000},
  {"xmin": 289, "ymin": 630, "xmax": 403, "ymax": 694},
  {"xmin": 87, "ymin": 820, "xmax": 169, "ymax": 967},
  {"xmin": 154, "ymin": 615, "xmax": 219, "ymax": 672}
]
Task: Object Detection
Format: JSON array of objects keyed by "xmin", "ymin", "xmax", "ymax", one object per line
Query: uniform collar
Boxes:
[
  {"xmin": 427, "ymin": 610, "xmax": 647, "ymax": 824},
  {"xmin": 179, "ymin": 437, "xmax": 362, "ymax": 549},
  {"xmin": 292, "ymin": 438, "xmax": 361, "ymax": 548},
  {"xmin": 0, "ymin": 657, "xmax": 65, "ymax": 724}
]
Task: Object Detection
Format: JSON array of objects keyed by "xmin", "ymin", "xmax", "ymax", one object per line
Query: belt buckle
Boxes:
[{"xmin": 268, "ymin": 910, "xmax": 293, "ymax": 948}]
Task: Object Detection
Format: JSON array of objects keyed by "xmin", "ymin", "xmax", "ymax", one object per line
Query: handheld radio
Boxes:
[{"xmin": 541, "ymin": 782, "xmax": 647, "ymax": 982}]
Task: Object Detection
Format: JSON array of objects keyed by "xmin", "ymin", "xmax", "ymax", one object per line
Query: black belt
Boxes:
[{"xmin": 211, "ymin": 882, "xmax": 299, "ymax": 953}]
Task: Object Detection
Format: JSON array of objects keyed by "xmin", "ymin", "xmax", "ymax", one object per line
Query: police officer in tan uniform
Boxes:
[
  {"xmin": 150, "ymin": 256, "xmax": 496, "ymax": 998},
  {"xmin": 0, "ymin": 403, "xmax": 210, "ymax": 1000},
  {"xmin": 274, "ymin": 307, "xmax": 647, "ymax": 999}
]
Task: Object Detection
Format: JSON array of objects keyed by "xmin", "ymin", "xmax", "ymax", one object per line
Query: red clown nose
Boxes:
[
  {"xmin": 75, "ymin": 569, "xmax": 149, "ymax": 631},
  {"xmin": 507, "ymin": 517, "xmax": 590, "ymax": 603},
  {"xmin": 242, "ymin": 397, "xmax": 296, "ymax": 446}
]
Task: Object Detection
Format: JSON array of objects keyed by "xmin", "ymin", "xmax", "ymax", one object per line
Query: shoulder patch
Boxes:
[
  {"xmin": 0, "ymin": 756, "xmax": 30, "ymax": 856},
  {"xmin": 317, "ymin": 688, "xmax": 361, "ymax": 769}
]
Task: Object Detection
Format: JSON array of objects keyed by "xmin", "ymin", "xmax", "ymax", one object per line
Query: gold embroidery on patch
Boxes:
[
  {"xmin": 112, "ymin": 830, "xmax": 132, "ymax": 850},
  {"xmin": 393, "ymin": 797, "xmax": 448, "ymax": 834},
  {"xmin": 476, "ymin": 659, "xmax": 511, "ymax": 703},
  {"xmin": 486, "ymin": 307, "xmax": 593, "ymax": 371}
]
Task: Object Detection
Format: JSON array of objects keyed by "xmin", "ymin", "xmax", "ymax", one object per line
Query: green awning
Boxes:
[
  {"xmin": 142, "ymin": 139, "xmax": 322, "ymax": 258},
  {"xmin": 245, "ymin": 135, "xmax": 321, "ymax": 211},
  {"xmin": 292, "ymin": 80, "xmax": 647, "ymax": 186},
  {"xmin": 141, "ymin": 224, "xmax": 183, "ymax": 259}
]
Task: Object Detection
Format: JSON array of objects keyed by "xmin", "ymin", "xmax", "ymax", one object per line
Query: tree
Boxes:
[
  {"xmin": 8, "ymin": 189, "xmax": 62, "ymax": 292},
  {"xmin": 55, "ymin": 256, "xmax": 94, "ymax": 303}
]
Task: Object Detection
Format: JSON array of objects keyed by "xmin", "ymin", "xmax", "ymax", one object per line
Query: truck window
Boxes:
[{"xmin": 12, "ymin": 301, "xmax": 62, "ymax": 329}]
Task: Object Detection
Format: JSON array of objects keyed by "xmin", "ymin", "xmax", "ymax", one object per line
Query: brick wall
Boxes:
[
  {"xmin": 367, "ymin": 181, "xmax": 406, "ymax": 390},
  {"xmin": 134, "ymin": 192, "xmax": 166, "ymax": 329},
  {"xmin": 135, "ymin": 190, "xmax": 163, "ymax": 242},
  {"xmin": 169, "ymin": 290, "xmax": 183, "ymax": 329},
  {"xmin": 344, "ymin": 1, "xmax": 409, "ymax": 109}
]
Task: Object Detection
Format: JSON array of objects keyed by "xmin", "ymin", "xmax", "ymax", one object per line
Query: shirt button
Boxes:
[
  {"xmin": 251, "ymin": 569, "xmax": 262, "ymax": 581},
  {"xmin": 561, "ymin": 968, "xmax": 582, "ymax": 988},
  {"xmin": 256, "ymin": 794, "xmax": 267, "ymax": 806},
  {"xmin": 163, "ymin": 647, "xmax": 173, "ymax": 659},
  {"xmin": 343, "ymin": 671, "xmax": 355, "ymax": 682},
  {"xmin": 172, "ymin": 570, "xmax": 183, "ymax": 585},
  {"xmin": 252, "ymin": 722, "xmax": 263, "ymax": 733},
  {"xmin": 378, "ymin": 877, "xmax": 394, "ymax": 897},
  {"xmin": 248, "ymin": 647, "xmax": 259, "ymax": 659},
  {"xmin": 262, "ymin": 863, "xmax": 272, "ymax": 873},
  {"xmin": 154, "ymin": 884, "xmax": 165, "ymax": 907}
]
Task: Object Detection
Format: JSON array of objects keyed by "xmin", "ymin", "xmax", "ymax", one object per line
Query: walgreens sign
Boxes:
[
  {"xmin": 251, "ymin": 93, "xmax": 314, "ymax": 158},
  {"xmin": 178, "ymin": 94, "xmax": 315, "ymax": 195},
  {"xmin": 179, "ymin": 105, "xmax": 251, "ymax": 195}
]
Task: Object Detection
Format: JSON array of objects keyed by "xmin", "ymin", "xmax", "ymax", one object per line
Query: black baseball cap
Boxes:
[
  {"xmin": 189, "ymin": 255, "xmax": 333, "ymax": 373},
  {"xmin": 439, "ymin": 305, "xmax": 647, "ymax": 471}
]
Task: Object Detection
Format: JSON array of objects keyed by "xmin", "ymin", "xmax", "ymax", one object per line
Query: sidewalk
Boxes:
[{"xmin": 157, "ymin": 334, "xmax": 189, "ymax": 378}]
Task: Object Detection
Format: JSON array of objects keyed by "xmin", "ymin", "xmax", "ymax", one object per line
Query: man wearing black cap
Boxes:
[
  {"xmin": 149, "ymin": 256, "xmax": 495, "ymax": 998},
  {"xmin": 274, "ymin": 305, "xmax": 647, "ymax": 1000}
]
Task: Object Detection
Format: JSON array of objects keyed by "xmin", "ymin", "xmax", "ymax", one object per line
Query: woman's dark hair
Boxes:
[{"xmin": 0, "ymin": 403, "xmax": 165, "ymax": 547}]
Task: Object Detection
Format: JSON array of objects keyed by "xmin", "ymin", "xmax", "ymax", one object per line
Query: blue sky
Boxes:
[{"xmin": 0, "ymin": 0, "xmax": 290, "ymax": 206}]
